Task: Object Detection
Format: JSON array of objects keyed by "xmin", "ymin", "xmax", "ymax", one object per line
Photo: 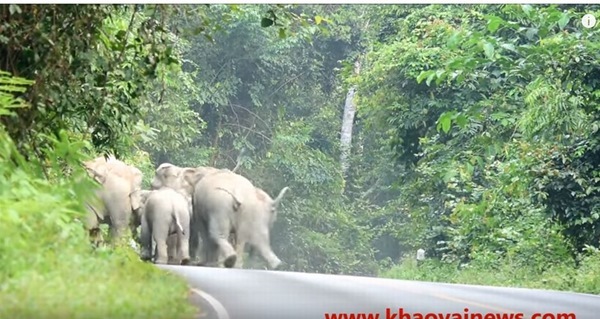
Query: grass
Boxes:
[
  {"xmin": 0, "ymin": 243, "xmax": 198, "ymax": 319},
  {"xmin": 0, "ymin": 149, "xmax": 197, "ymax": 319},
  {"xmin": 380, "ymin": 252, "xmax": 600, "ymax": 295},
  {"xmin": 0, "ymin": 74, "xmax": 196, "ymax": 319}
]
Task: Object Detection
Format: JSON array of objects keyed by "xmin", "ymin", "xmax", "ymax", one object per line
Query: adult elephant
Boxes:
[
  {"xmin": 150, "ymin": 163, "xmax": 224, "ymax": 201},
  {"xmin": 138, "ymin": 188, "xmax": 191, "ymax": 265},
  {"xmin": 192, "ymin": 171, "xmax": 289, "ymax": 269},
  {"xmin": 83, "ymin": 155, "xmax": 143, "ymax": 244},
  {"xmin": 150, "ymin": 163, "xmax": 228, "ymax": 262}
]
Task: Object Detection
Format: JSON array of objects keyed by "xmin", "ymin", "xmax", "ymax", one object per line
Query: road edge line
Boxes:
[{"xmin": 190, "ymin": 288, "xmax": 231, "ymax": 319}]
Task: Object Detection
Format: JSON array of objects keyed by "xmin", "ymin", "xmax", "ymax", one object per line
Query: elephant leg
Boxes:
[
  {"xmin": 199, "ymin": 237, "xmax": 220, "ymax": 267},
  {"xmin": 194, "ymin": 217, "xmax": 213, "ymax": 266},
  {"xmin": 189, "ymin": 211, "xmax": 203, "ymax": 264},
  {"xmin": 109, "ymin": 211, "xmax": 130, "ymax": 243},
  {"xmin": 153, "ymin": 236, "xmax": 169, "ymax": 265},
  {"xmin": 251, "ymin": 231, "xmax": 281, "ymax": 270},
  {"xmin": 85, "ymin": 205, "xmax": 103, "ymax": 246},
  {"xmin": 207, "ymin": 217, "xmax": 236, "ymax": 268},
  {"xmin": 167, "ymin": 234, "xmax": 178, "ymax": 264},
  {"xmin": 140, "ymin": 216, "xmax": 153, "ymax": 261},
  {"xmin": 189, "ymin": 221, "xmax": 200, "ymax": 262},
  {"xmin": 179, "ymin": 225, "xmax": 191, "ymax": 265},
  {"xmin": 233, "ymin": 238, "xmax": 246, "ymax": 268},
  {"xmin": 89, "ymin": 228, "xmax": 103, "ymax": 247}
]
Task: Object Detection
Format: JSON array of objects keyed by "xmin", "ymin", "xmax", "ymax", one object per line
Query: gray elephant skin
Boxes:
[
  {"xmin": 192, "ymin": 169, "xmax": 289, "ymax": 269},
  {"xmin": 150, "ymin": 163, "xmax": 227, "ymax": 260},
  {"xmin": 138, "ymin": 188, "xmax": 191, "ymax": 265},
  {"xmin": 83, "ymin": 155, "xmax": 143, "ymax": 244},
  {"xmin": 150, "ymin": 162, "xmax": 289, "ymax": 269}
]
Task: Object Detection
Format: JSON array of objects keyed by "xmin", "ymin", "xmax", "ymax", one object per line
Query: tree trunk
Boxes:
[{"xmin": 340, "ymin": 58, "xmax": 361, "ymax": 177}]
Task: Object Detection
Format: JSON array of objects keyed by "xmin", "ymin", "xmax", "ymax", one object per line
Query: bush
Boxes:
[
  {"xmin": 0, "ymin": 70, "xmax": 196, "ymax": 319},
  {"xmin": 381, "ymin": 250, "xmax": 600, "ymax": 294}
]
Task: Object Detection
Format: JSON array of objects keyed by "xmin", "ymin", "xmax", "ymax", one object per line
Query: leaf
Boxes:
[
  {"xmin": 525, "ymin": 28, "xmax": 538, "ymax": 40},
  {"xmin": 315, "ymin": 16, "xmax": 323, "ymax": 25},
  {"xmin": 438, "ymin": 112, "xmax": 453, "ymax": 133},
  {"xmin": 483, "ymin": 42, "xmax": 495, "ymax": 59},
  {"xmin": 435, "ymin": 70, "xmax": 446, "ymax": 84},
  {"xmin": 558, "ymin": 13, "xmax": 570, "ymax": 30},
  {"xmin": 9, "ymin": 4, "xmax": 21, "ymax": 14},
  {"xmin": 487, "ymin": 16, "xmax": 504, "ymax": 33},
  {"xmin": 447, "ymin": 32, "xmax": 461, "ymax": 48},
  {"xmin": 279, "ymin": 28, "xmax": 286, "ymax": 39},
  {"xmin": 261, "ymin": 18, "xmax": 274, "ymax": 28},
  {"xmin": 455, "ymin": 114, "xmax": 468, "ymax": 128},
  {"xmin": 416, "ymin": 70, "xmax": 432, "ymax": 84},
  {"xmin": 426, "ymin": 72, "xmax": 436, "ymax": 86},
  {"xmin": 500, "ymin": 43, "xmax": 516, "ymax": 52}
]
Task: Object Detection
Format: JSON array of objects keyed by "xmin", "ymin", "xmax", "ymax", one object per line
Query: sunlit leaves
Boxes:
[
  {"xmin": 482, "ymin": 41, "xmax": 494, "ymax": 59},
  {"xmin": 486, "ymin": 15, "xmax": 504, "ymax": 33}
]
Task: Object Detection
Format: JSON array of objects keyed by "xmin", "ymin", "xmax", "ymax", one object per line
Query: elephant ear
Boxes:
[
  {"xmin": 83, "ymin": 160, "xmax": 108, "ymax": 184},
  {"xmin": 128, "ymin": 167, "xmax": 144, "ymax": 211},
  {"xmin": 138, "ymin": 190, "xmax": 153, "ymax": 204},
  {"xmin": 182, "ymin": 166, "xmax": 219, "ymax": 190}
]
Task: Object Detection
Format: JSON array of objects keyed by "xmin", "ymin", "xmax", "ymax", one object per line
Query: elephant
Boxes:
[
  {"xmin": 83, "ymin": 155, "xmax": 143, "ymax": 244},
  {"xmin": 138, "ymin": 188, "xmax": 191, "ymax": 265},
  {"xmin": 150, "ymin": 163, "xmax": 225, "ymax": 201},
  {"xmin": 135, "ymin": 190, "xmax": 180, "ymax": 263},
  {"xmin": 150, "ymin": 163, "xmax": 229, "ymax": 261},
  {"xmin": 191, "ymin": 170, "xmax": 289, "ymax": 269}
]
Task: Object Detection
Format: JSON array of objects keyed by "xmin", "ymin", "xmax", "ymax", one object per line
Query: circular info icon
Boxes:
[{"xmin": 582, "ymin": 14, "xmax": 596, "ymax": 29}]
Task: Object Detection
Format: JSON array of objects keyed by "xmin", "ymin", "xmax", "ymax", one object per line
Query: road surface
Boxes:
[{"xmin": 159, "ymin": 265, "xmax": 600, "ymax": 319}]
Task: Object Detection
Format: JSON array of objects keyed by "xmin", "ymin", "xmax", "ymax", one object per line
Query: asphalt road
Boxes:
[{"xmin": 159, "ymin": 265, "xmax": 600, "ymax": 319}]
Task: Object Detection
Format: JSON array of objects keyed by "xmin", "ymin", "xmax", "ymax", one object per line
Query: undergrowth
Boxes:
[
  {"xmin": 0, "ymin": 70, "xmax": 196, "ymax": 319},
  {"xmin": 382, "ymin": 249, "xmax": 600, "ymax": 294}
]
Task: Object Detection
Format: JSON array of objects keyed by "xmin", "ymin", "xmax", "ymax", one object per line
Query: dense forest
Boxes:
[{"xmin": 0, "ymin": 4, "xmax": 599, "ymax": 317}]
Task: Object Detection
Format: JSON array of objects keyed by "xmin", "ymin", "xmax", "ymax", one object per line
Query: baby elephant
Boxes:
[{"xmin": 139, "ymin": 188, "xmax": 191, "ymax": 265}]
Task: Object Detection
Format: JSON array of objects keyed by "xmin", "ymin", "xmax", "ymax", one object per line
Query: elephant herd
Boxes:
[{"xmin": 82, "ymin": 155, "xmax": 289, "ymax": 269}]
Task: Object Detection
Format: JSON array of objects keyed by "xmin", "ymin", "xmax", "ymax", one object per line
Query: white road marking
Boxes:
[{"xmin": 190, "ymin": 288, "xmax": 231, "ymax": 319}]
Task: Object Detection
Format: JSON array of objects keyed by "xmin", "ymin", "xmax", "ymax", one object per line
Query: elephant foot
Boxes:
[
  {"xmin": 268, "ymin": 257, "xmax": 282, "ymax": 270},
  {"xmin": 154, "ymin": 258, "xmax": 168, "ymax": 264},
  {"xmin": 223, "ymin": 254, "xmax": 237, "ymax": 268}
]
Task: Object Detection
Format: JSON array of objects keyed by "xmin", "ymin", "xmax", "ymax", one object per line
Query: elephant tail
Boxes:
[
  {"xmin": 215, "ymin": 187, "xmax": 242, "ymax": 211},
  {"xmin": 172, "ymin": 201, "xmax": 185, "ymax": 236}
]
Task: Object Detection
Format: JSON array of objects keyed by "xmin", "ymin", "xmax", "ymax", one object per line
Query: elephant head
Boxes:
[
  {"xmin": 83, "ymin": 156, "xmax": 110, "ymax": 184},
  {"xmin": 132, "ymin": 190, "xmax": 153, "ymax": 229},
  {"xmin": 151, "ymin": 163, "xmax": 227, "ymax": 199},
  {"xmin": 82, "ymin": 155, "xmax": 144, "ymax": 242},
  {"xmin": 84, "ymin": 156, "xmax": 143, "ymax": 212}
]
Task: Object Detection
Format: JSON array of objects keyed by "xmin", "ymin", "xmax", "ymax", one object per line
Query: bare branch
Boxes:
[
  {"xmin": 231, "ymin": 148, "xmax": 246, "ymax": 173},
  {"xmin": 222, "ymin": 123, "xmax": 272, "ymax": 143},
  {"xmin": 229, "ymin": 103, "xmax": 272, "ymax": 133}
]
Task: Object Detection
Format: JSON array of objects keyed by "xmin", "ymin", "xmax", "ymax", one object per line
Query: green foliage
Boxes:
[
  {"xmin": 0, "ymin": 71, "xmax": 195, "ymax": 318},
  {"xmin": 358, "ymin": 3, "xmax": 600, "ymax": 278},
  {"xmin": 2, "ymin": 1, "xmax": 599, "ymax": 297},
  {"xmin": 0, "ymin": 5, "xmax": 181, "ymax": 157},
  {"xmin": 382, "ymin": 247, "xmax": 600, "ymax": 294}
]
